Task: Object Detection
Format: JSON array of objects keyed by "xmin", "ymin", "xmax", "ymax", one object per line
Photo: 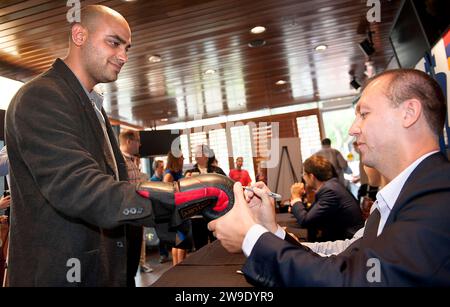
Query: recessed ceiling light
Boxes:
[
  {"xmin": 203, "ymin": 69, "xmax": 216, "ymax": 75},
  {"xmin": 250, "ymin": 26, "xmax": 266, "ymax": 34},
  {"xmin": 248, "ymin": 39, "xmax": 266, "ymax": 48},
  {"xmin": 160, "ymin": 118, "xmax": 168, "ymax": 122},
  {"xmin": 148, "ymin": 55, "xmax": 161, "ymax": 63},
  {"xmin": 276, "ymin": 80, "xmax": 287, "ymax": 85},
  {"xmin": 314, "ymin": 44, "xmax": 328, "ymax": 51}
]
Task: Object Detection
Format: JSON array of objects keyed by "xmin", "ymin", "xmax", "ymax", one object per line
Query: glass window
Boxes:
[
  {"xmin": 296, "ymin": 115, "xmax": 321, "ymax": 161},
  {"xmin": 208, "ymin": 128, "xmax": 230, "ymax": 175}
]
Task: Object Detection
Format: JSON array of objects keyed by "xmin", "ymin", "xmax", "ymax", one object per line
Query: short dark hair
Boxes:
[
  {"xmin": 363, "ymin": 69, "xmax": 446, "ymax": 136},
  {"xmin": 321, "ymin": 138, "xmax": 331, "ymax": 146},
  {"xmin": 152, "ymin": 160, "xmax": 163, "ymax": 171},
  {"xmin": 304, "ymin": 155, "xmax": 335, "ymax": 182}
]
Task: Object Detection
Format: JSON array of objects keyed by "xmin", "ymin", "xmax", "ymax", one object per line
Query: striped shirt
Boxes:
[{"xmin": 122, "ymin": 152, "xmax": 141, "ymax": 184}]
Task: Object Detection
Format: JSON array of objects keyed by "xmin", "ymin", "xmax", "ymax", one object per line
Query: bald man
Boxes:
[{"xmin": 5, "ymin": 5, "xmax": 155, "ymax": 286}]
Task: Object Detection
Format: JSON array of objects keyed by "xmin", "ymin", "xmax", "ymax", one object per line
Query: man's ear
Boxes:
[
  {"xmin": 71, "ymin": 23, "xmax": 87, "ymax": 47},
  {"xmin": 401, "ymin": 98, "xmax": 422, "ymax": 128}
]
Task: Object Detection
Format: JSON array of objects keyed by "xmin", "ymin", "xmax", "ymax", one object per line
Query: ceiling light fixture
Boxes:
[
  {"xmin": 160, "ymin": 118, "xmax": 168, "ymax": 122},
  {"xmin": 314, "ymin": 44, "xmax": 328, "ymax": 51},
  {"xmin": 250, "ymin": 26, "xmax": 266, "ymax": 34},
  {"xmin": 276, "ymin": 80, "xmax": 287, "ymax": 85},
  {"xmin": 350, "ymin": 78, "xmax": 361, "ymax": 90},
  {"xmin": 148, "ymin": 55, "xmax": 161, "ymax": 63},
  {"xmin": 203, "ymin": 69, "xmax": 216, "ymax": 75},
  {"xmin": 248, "ymin": 39, "xmax": 266, "ymax": 48},
  {"xmin": 359, "ymin": 30, "xmax": 375, "ymax": 57}
]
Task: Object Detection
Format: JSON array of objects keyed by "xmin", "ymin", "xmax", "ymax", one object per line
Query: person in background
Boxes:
[
  {"xmin": 119, "ymin": 130, "xmax": 153, "ymax": 277},
  {"xmin": 163, "ymin": 150, "xmax": 187, "ymax": 266},
  {"xmin": 315, "ymin": 138, "xmax": 351, "ymax": 186},
  {"xmin": 289, "ymin": 155, "xmax": 364, "ymax": 242},
  {"xmin": 184, "ymin": 145, "xmax": 225, "ymax": 251},
  {"xmin": 0, "ymin": 145, "xmax": 10, "ymax": 286},
  {"xmin": 229, "ymin": 157, "xmax": 252, "ymax": 186},
  {"xmin": 301, "ymin": 168, "xmax": 389, "ymax": 256},
  {"xmin": 185, "ymin": 145, "xmax": 226, "ymax": 176},
  {"xmin": 352, "ymin": 141, "xmax": 383, "ymax": 202},
  {"xmin": 0, "ymin": 146, "xmax": 10, "ymax": 211},
  {"xmin": 208, "ymin": 69, "xmax": 450, "ymax": 286},
  {"xmin": 150, "ymin": 159, "xmax": 171, "ymax": 263},
  {"xmin": 255, "ymin": 162, "xmax": 267, "ymax": 185},
  {"xmin": 150, "ymin": 160, "xmax": 164, "ymax": 182},
  {"xmin": 0, "ymin": 146, "xmax": 8, "ymax": 178},
  {"xmin": 0, "ymin": 197, "xmax": 10, "ymax": 211}
]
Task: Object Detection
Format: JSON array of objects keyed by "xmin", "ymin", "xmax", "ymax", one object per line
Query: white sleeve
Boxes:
[
  {"xmin": 301, "ymin": 227, "xmax": 364, "ymax": 256},
  {"xmin": 242, "ymin": 224, "xmax": 286, "ymax": 257}
]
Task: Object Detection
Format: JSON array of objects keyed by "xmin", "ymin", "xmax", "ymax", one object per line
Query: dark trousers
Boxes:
[{"xmin": 126, "ymin": 225, "xmax": 143, "ymax": 287}]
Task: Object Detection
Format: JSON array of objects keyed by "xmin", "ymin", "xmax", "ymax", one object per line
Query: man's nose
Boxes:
[
  {"xmin": 348, "ymin": 119, "xmax": 361, "ymax": 136},
  {"xmin": 117, "ymin": 48, "xmax": 128, "ymax": 64}
]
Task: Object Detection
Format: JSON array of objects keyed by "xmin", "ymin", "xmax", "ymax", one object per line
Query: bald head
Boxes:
[
  {"xmin": 78, "ymin": 5, "xmax": 130, "ymax": 33},
  {"xmin": 65, "ymin": 4, "xmax": 131, "ymax": 90}
]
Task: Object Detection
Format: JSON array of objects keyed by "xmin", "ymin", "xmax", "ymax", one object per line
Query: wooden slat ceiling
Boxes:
[{"xmin": 0, "ymin": 0, "xmax": 402, "ymax": 128}]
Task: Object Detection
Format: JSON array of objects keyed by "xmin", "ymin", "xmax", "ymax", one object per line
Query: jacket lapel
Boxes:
[
  {"xmin": 102, "ymin": 108, "xmax": 127, "ymax": 180},
  {"xmin": 51, "ymin": 59, "xmax": 121, "ymax": 179},
  {"xmin": 383, "ymin": 153, "xmax": 446, "ymax": 228}
]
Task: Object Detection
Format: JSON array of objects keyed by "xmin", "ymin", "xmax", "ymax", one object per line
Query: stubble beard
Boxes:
[{"xmin": 83, "ymin": 42, "xmax": 118, "ymax": 85}]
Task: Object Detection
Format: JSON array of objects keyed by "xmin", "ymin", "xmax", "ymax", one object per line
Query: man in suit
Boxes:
[
  {"xmin": 290, "ymin": 155, "xmax": 363, "ymax": 242},
  {"xmin": 209, "ymin": 69, "xmax": 450, "ymax": 286}
]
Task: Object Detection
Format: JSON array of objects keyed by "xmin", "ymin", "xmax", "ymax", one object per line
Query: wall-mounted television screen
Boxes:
[
  {"xmin": 412, "ymin": 0, "xmax": 449, "ymax": 48},
  {"xmin": 139, "ymin": 130, "xmax": 181, "ymax": 157},
  {"xmin": 390, "ymin": 0, "xmax": 449, "ymax": 68},
  {"xmin": 390, "ymin": 0, "xmax": 430, "ymax": 68}
]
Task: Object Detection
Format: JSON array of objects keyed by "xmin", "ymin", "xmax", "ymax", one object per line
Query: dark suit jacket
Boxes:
[
  {"xmin": 5, "ymin": 59, "xmax": 158, "ymax": 286},
  {"xmin": 243, "ymin": 153, "xmax": 450, "ymax": 286},
  {"xmin": 291, "ymin": 178, "xmax": 364, "ymax": 241}
]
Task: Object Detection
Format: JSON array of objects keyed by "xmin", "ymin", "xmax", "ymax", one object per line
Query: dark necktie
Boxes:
[{"xmin": 363, "ymin": 206, "xmax": 381, "ymax": 240}]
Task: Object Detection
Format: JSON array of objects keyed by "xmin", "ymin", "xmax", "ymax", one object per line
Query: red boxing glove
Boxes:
[{"xmin": 136, "ymin": 173, "xmax": 234, "ymax": 225}]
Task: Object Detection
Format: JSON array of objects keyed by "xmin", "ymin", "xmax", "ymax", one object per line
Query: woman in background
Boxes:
[{"xmin": 163, "ymin": 150, "xmax": 188, "ymax": 266}]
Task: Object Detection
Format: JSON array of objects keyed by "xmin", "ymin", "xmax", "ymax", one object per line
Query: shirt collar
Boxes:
[
  {"xmin": 376, "ymin": 151, "xmax": 438, "ymax": 211},
  {"xmin": 122, "ymin": 152, "xmax": 135, "ymax": 160},
  {"xmin": 74, "ymin": 75, "xmax": 104, "ymax": 111}
]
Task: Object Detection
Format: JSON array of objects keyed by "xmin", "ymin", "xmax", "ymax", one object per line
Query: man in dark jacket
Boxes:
[
  {"xmin": 290, "ymin": 155, "xmax": 363, "ymax": 242},
  {"xmin": 5, "ymin": 5, "xmax": 152, "ymax": 287},
  {"xmin": 209, "ymin": 69, "xmax": 450, "ymax": 286},
  {"xmin": 5, "ymin": 5, "xmax": 232, "ymax": 287}
]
